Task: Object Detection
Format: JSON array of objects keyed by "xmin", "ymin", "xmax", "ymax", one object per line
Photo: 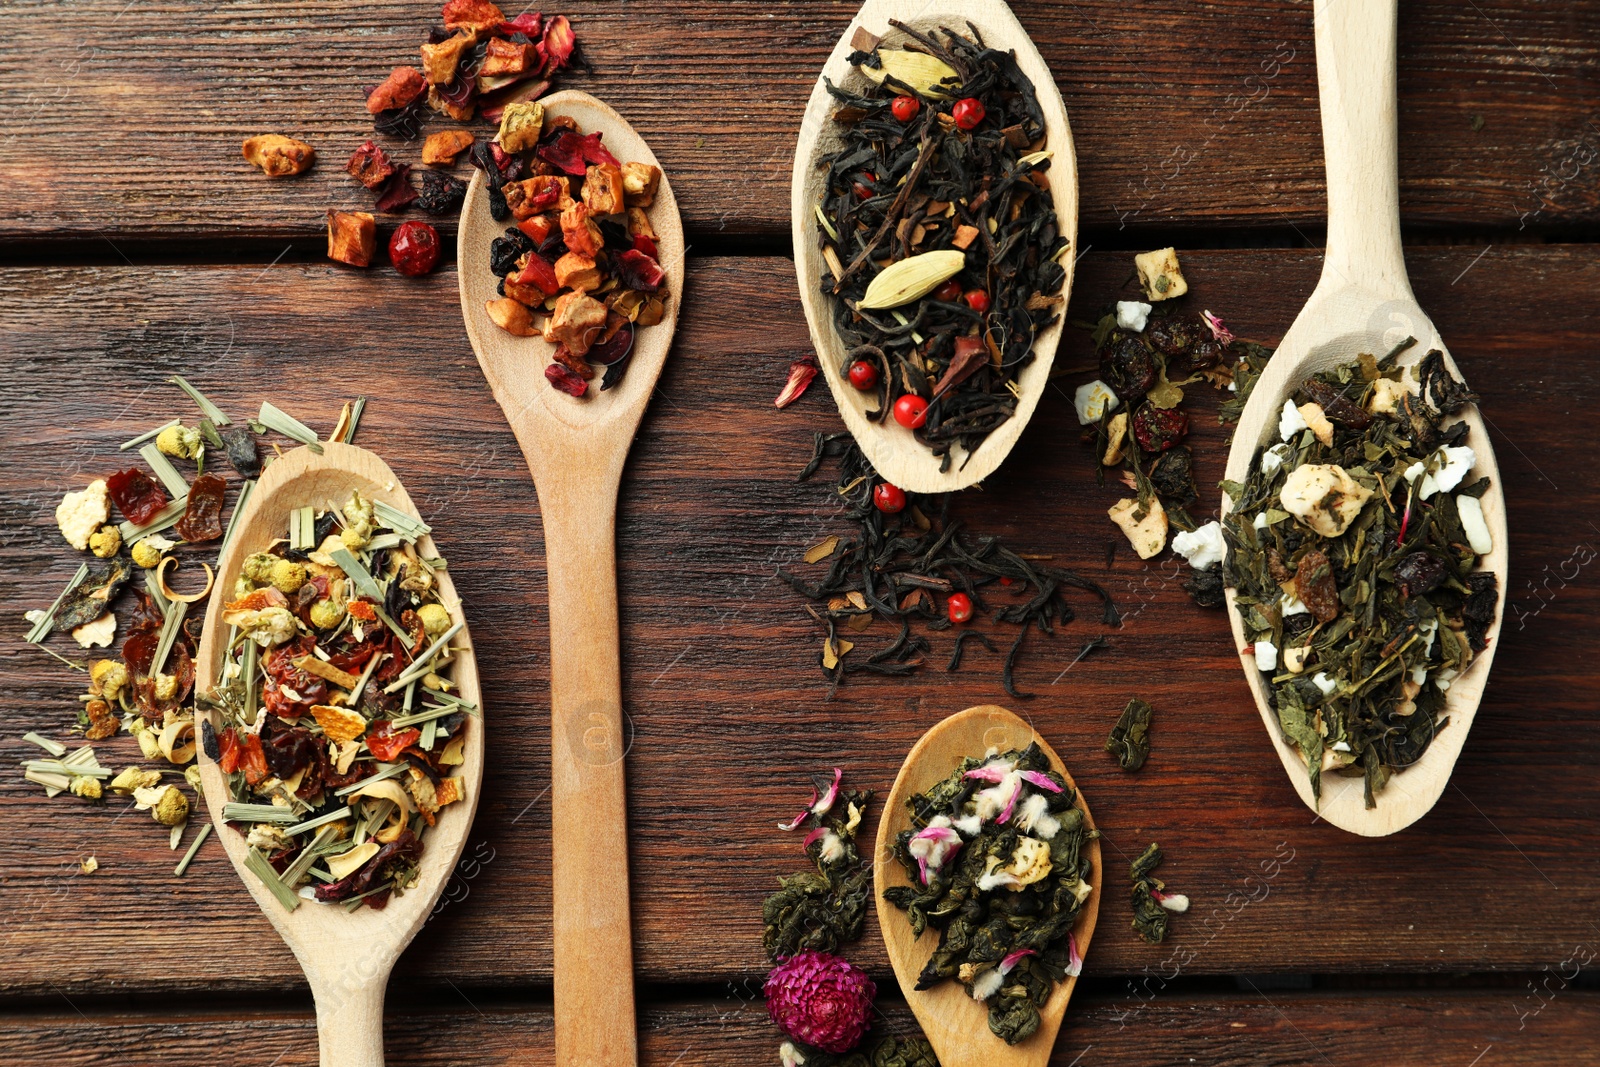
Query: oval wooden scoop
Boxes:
[
  {"xmin": 1220, "ymin": 0, "xmax": 1508, "ymax": 836},
  {"xmin": 194, "ymin": 442, "xmax": 484, "ymax": 1067},
  {"xmin": 458, "ymin": 90, "xmax": 683, "ymax": 1067},
  {"xmin": 875, "ymin": 705, "xmax": 1100, "ymax": 1066},
  {"xmin": 791, "ymin": 0, "xmax": 1078, "ymax": 493}
]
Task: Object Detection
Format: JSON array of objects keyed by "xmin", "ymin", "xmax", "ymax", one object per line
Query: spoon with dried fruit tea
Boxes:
[
  {"xmin": 876, "ymin": 704, "xmax": 1100, "ymax": 1066},
  {"xmin": 1220, "ymin": 0, "xmax": 1507, "ymax": 836},
  {"xmin": 792, "ymin": 0, "xmax": 1078, "ymax": 493},
  {"xmin": 458, "ymin": 89, "xmax": 683, "ymax": 1067},
  {"xmin": 194, "ymin": 443, "xmax": 484, "ymax": 1067}
]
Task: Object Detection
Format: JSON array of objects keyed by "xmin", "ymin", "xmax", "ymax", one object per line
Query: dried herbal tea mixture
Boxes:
[
  {"xmin": 783, "ymin": 434, "xmax": 1117, "ymax": 698},
  {"xmin": 316, "ymin": 3, "xmax": 582, "ymax": 271},
  {"xmin": 475, "ymin": 102, "xmax": 668, "ymax": 398},
  {"xmin": 1127, "ymin": 842, "xmax": 1187, "ymax": 944},
  {"xmin": 1074, "ymin": 248, "xmax": 1277, "ymax": 608},
  {"xmin": 1221, "ymin": 342, "xmax": 1498, "ymax": 806},
  {"xmin": 812, "ymin": 23, "xmax": 1069, "ymax": 469},
  {"xmin": 19, "ymin": 382, "xmax": 368, "ymax": 880},
  {"xmin": 882, "ymin": 744, "xmax": 1095, "ymax": 1044},
  {"xmin": 203, "ymin": 488, "xmax": 468, "ymax": 912},
  {"xmin": 762, "ymin": 770, "xmax": 939, "ymax": 1066}
]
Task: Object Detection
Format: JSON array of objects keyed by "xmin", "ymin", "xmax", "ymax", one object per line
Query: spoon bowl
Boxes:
[
  {"xmin": 458, "ymin": 89, "xmax": 683, "ymax": 1067},
  {"xmin": 791, "ymin": 0, "xmax": 1078, "ymax": 493},
  {"xmin": 875, "ymin": 705, "xmax": 1100, "ymax": 1067},
  {"xmin": 194, "ymin": 442, "xmax": 484, "ymax": 1067},
  {"xmin": 1220, "ymin": 0, "xmax": 1508, "ymax": 836}
]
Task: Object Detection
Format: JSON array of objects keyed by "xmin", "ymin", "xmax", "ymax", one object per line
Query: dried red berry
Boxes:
[
  {"xmin": 892, "ymin": 394, "xmax": 928, "ymax": 429},
  {"xmin": 614, "ymin": 249, "xmax": 665, "ymax": 293},
  {"xmin": 389, "ymin": 221, "xmax": 441, "ymax": 276},
  {"xmin": 963, "ymin": 289, "xmax": 990, "ymax": 313},
  {"xmin": 874, "ymin": 483, "xmax": 906, "ymax": 513},
  {"xmin": 891, "ymin": 95, "xmax": 920, "ymax": 122},
  {"xmin": 847, "ymin": 360, "xmax": 878, "ymax": 390},
  {"xmin": 933, "ymin": 279, "xmax": 962, "ymax": 302},
  {"xmin": 947, "ymin": 592, "xmax": 973, "ymax": 624},
  {"xmin": 952, "ymin": 97, "xmax": 986, "ymax": 130},
  {"xmin": 1132, "ymin": 405, "xmax": 1189, "ymax": 452},
  {"xmin": 1101, "ymin": 335, "xmax": 1158, "ymax": 401},
  {"xmin": 545, "ymin": 361, "xmax": 589, "ymax": 397}
]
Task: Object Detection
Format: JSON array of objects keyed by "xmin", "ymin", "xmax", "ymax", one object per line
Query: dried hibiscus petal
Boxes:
[
  {"xmin": 537, "ymin": 130, "xmax": 589, "ymax": 176},
  {"xmin": 106, "ymin": 467, "xmax": 169, "ymax": 525},
  {"xmin": 775, "ymin": 360, "xmax": 819, "ymax": 408},
  {"xmin": 347, "ymin": 140, "xmax": 395, "ymax": 190},
  {"xmin": 632, "ymin": 233, "xmax": 658, "ymax": 259},
  {"xmin": 374, "ymin": 165, "xmax": 419, "ymax": 213},
  {"xmin": 545, "ymin": 361, "xmax": 589, "ymax": 397},
  {"xmin": 1132, "ymin": 405, "xmax": 1188, "ymax": 452},
  {"xmin": 587, "ymin": 322, "xmax": 634, "ymax": 366},
  {"xmin": 615, "ymin": 249, "xmax": 664, "ymax": 293},
  {"xmin": 542, "ymin": 15, "xmax": 577, "ymax": 71},
  {"xmin": 1394, "ymin": 551, "xmax": 1449, "ymax": 599},
  {"xmin": 174, "ymin": 472, "xmax": 226, "ymax": 542},
  {"xmin": 497, "ymin": 12, "xmax": 542, "ymax": 37}
]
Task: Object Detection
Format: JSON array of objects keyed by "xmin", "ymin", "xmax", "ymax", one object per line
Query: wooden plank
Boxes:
[
  {"xmin": 0, "ymin": 247, "xmax": 1596, "ymax": 999},
  {"xmin": 2, "ymin": 990, "xmax": 1597, "ymax": 1065},
  {"xmin": 0, "ymin": 1, "xmax": 1596, "ymax": 243}
]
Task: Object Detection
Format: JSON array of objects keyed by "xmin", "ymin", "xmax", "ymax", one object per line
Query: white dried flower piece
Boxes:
[
  {"xmin": 1279, "ymin": 463, "xmax": 1372, "ymax": 537},
  {"xmin": 1108, "ymin": 496, "xmax": 1168, "ymax": 559},
  {"xmin": 56, "ymin": 479, "xmax": 110, "ymax": 551}
]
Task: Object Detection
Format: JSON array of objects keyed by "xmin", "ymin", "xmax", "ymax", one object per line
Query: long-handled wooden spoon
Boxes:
[
  {"xmin": 457, "ymin": 90, "xmax": 683, "ymax": 1067},
  {"xmin": 791, "ymin": 0, "xmax": 1078, "ymax": 493},
  {"xmin": 194, "ymin": 442, "xmax": 484, "ymax": 1067},
  {"xmin": 875, "ymin": 705, "xmax": 1100, "ymax": 1066},
  {"xmin": 1220, "ymin": 0, "xmax": 1508, "ymax": 836}
]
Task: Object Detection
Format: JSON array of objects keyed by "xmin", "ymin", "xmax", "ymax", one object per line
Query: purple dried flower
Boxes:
[{"xmin": 765, "ymin": 951, "xmax": 876, "ymax": 1054}]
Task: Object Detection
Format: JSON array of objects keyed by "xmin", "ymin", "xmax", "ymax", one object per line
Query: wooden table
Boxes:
[{"xmin": 3, "ymin": 2, "xmax": 1597, "ymax": 1063}]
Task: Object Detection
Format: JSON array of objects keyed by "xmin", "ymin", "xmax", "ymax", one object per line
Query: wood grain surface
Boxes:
[
  {"xmin": 2, "ymin": 990, "xmax": 1596, "ymax": 1065},
  {"xmin": 1, "ymin": 0, "xmax": 1597, "ymax": 245},
  {"xmin": 2, "ymin": 248, "xmax": 1595, "ymax": 1005}
]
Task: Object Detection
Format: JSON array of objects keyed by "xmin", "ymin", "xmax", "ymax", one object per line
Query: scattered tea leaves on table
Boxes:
[
  {"xmin": 1128, "ymin": 842, "xmax": 1187, "ymax": 944},
  {"xmin": 1104, "ymin": 697, "xmax": 1154, "ymax": 771}
]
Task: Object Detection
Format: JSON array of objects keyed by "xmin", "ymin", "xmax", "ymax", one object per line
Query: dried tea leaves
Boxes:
[
  {"xmin": 763, "ymin": 769, "xmax": 874, "ymax": 960},
  {"xmin": 1128, "ymin": 842, "xmax": 1186, "ymax": 944},
  {"xmin": 1104, "ymin": 698, "xmax": 1154, "ymax": 772}
]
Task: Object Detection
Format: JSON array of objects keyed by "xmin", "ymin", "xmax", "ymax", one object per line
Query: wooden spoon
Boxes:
[
  {"xmin": 194, "ymin": 442, "xmax": 484, "ymax": 1067},
  {"xmin": 1220, "ymin": 0, "xmax": 1509, "ymax": 836},
  {"xmin": 791, "ymin": 0, "xmax": 1078, "ymax": 493},
  {"xmin": 457, "ymin": 90, "xmax": 683, "ymax": 1067},
  {"xmin": 875, "ymin": 705, "xmax": 1100, "ymax": 1066}
]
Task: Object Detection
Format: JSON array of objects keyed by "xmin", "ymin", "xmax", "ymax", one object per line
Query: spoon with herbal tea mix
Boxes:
[
  {"xmin": 458, "ymin": 89, "xmax": 683, "ymax": 1067},
  {"xmin": 876, "ymin": 704, "xmax": 1100, "ymax": 1065},
  {"xmin": 194, "ymin": 443, "xmax": 484, "ymax": 1067},
  {"xmin": 1220, "ymin": 0, "xmax": 1507, "ymax": 836},
  {"xmin": 792, "ymin": 0, "xmax": 1078, "ymax": 493}
]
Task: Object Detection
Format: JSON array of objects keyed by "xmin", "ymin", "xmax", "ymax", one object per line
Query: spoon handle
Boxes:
[
  {"xmin": 538, "ymin": 468, "xmax": 639, "ymax": 1067},
  {"xmin": 1314, "ymin": 0, "xmax": 1412, "ymax": 299},
  {"xmin": 310, "ymin": 970, "xmax": 387, "ymax": 1067}
]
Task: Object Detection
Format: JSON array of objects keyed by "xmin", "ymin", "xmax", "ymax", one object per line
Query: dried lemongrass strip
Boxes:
[
  {"xmin": 279, "ymin": 824, "xmax": 336, "ymax": 887},
  {"xmin": 258, "ymin": 402, "xmax": 323, "ymax": 454},
  {"xmin": 388, "ymin": 704, "xmax": 458, "ymax": 730},
  {"xmin": 168, "ymin": 374, "xmax": 230, "ymax": 426},
  {"xmin": 218, "ymin": 479, "xmax": 254, "ymax": 557},
  {"xmin": 284, "ymin": 806, "xmax": 352, "ymax": 837},
  {"xmin": 25, "ymin": 759, "xmax": 112, "ymax": 779},
  {"xmin": 291, "ymin": 505, "xmax": 316, "ymax": 550},
  {"xmin": 119, "ymin": 419, "xmax": 181, "ymax": 452},
  {"xmin": 342, "ymin": 880, "xmax": 393, "ymax": 911},
  {"xmin": 329, "ymin": 396, "xmax": 367, "ymax": 445},
  {"xmin": 244, "ymin": 847, "xmax": 301, "ymax": 912},
  {"xmin": 26, "ymin": 768, "xmax": 72, "ymax": 796},
  {"xmin": 173, "ymin": 822, "xmax": 213, "ymax": 877},
  {"xmin": 334, "ymin": 763, "xmax": 406, "ymax": 797},
  {"xmin": 422, "ymin": 686, "xmax": 476, "ymax": 711},
  {"xmin": 150, "ymin": 601, "xmax": 189, "ymax": 677},
  {"xmin": 365, "ymin": 532, "xmax": 402, "ymax": 553},
  {"xmin": 328, "ymin": 547, "xmax": 383, "ymax": 601},
  {"xmin": 139, "ymin": 443, "xmax": 191, "ymax": 498},
  {"xmin": 382, "ymin": 621, "xmax": 465, "ymax": 694},
  {"xmin": 372, "ymin": 500, "xmax": 429, "ymax": 541},
  {"xmin": 119, "ymin": 496, "xmax": 188, "ymax": 541},
  {"xmin": 25, "ymin": 563, "xmax": 89, "ymax": 643},
  {"xmin": 222, "ymin": 802, "xmax": 298, "ymax": 824},
  {"xmin": 22, "ymin": 732, "xmax": 66, "ymax": 757},
  {"xmin": 345, "ymin": 650, "xmax": 385, "ymax": 706},
  {"xmin": 144, "ymin": 568, "xmax": 171, "ymax": 616}
]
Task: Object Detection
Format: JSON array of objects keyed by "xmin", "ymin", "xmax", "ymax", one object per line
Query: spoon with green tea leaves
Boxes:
[
  {"xmin": 876, "ymin": 704, "xmax": 1100, "ymax": 1065},
  {"xmin": 458, "ymin": 90, "xmax": 683, "ymax": 1067},
  {"xmin": 1220, "ymin": 0, "xmax": 1507, "ymax": 836},
  {"xmin": 792, "ymin": 0, "xmax": 1078, "ymax": 493},
  {"xmin": 194, "ymin": 443, "xmax": 484, "ymax": 1067}
]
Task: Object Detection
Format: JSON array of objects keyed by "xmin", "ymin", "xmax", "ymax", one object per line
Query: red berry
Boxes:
[
  {"xmin": 1132, "ymin": 404, "xmax": 1190, "ymax": 452},
  {"xmin": 952, "ymin": 97, "xmax": 986, "ymax": 130},
  {"xmin": 389, "ymin": 221, "xmax": 440, "ymax": 276},
  {"xmin": 963, "ymin": 289, "xmax": 991, "ymax": 313},
  {"xmin": 873, "ymin": 483, "xmax": 906, "ymax": 513},
  {"xmin": 933, "ymin": 279, "xmax": 962, "ymax": 302},
  {"xmin": 892, "ymin": 394, "xmax": 929, "ymax": 429},
  {"xmin": 891, "ymin": 95, "xmax": 920, "ymax": 122},
  {"xmin": 853, "ymin": 181, "xmax": 873, "ymax": 200},
  {"xmin": 847, "ymin": 360, "xmax": 879, "ymax": 390},
  {"xmin": 947, "ymin": 592, "xmax": 974, "ymax": 624}
]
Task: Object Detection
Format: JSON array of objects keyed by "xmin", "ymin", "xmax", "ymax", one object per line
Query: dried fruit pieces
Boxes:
[
  {"xmin": 173, "ymin": 473, "xmax": 225, "ymax": 543},
  {"xmin": 326, "ymin": 210, "xmax": 377, "ymax": 267},
  {"xmin": 242, "ymin": 135, "xmax": 315, "ymax": 177},
  {"xmin": 366, "ymin": 66, "xmax": 428, "ymax": 115},
  {"xmin": 421, "ymin": 129, "xmax": 474, "ymax": 164}
]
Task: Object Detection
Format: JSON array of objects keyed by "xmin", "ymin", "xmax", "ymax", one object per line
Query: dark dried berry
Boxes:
[
  {"xmin": 372, "ymin": 103, "xmax": 425, "ymax": 140},
  {"xmin": 1394, "ymin": 551, "xmax": 1449, "ymax": 599},
  {"xmin": 545, "ymin": 361, "xmax": 588, "ymax": 397},
  {"xmin": 1293, "ymin": 548, "xmax": 1340, "ymax": 623},
  {"xmin": 1462, "ymin": 572, "xmax": 1497, "ymax": 651},
  {"xmin": 1145, "ymin": 314, "xmax": 1203, "ymax": 357},
  {"xmin": 1132, "ymin": 404, "xmax": 1188, "ymax": 452},
  {"xmin": 1300, "ymin": 377, "xmax": 1372, "ymax": 430},
  {"xmin": 489, "ymin": 227, "xmax": 534, "ymax": 276},
  {"xmin": 1101, "ymin": 335, "xmax": 1158, "ymax": 401},
  {"xmin": 1148, "ymin": 446, "xmax": 1197, "ymax": 503},
  {"xmin": 487, "ymin": 181, "xmax": 509, "ymax": 221},
  {"xmin": 418, "ymin": 170, "xmax": 467, "ymax": 215},
  {"xmin": 1183, "ymin": 564, "xmax": 1225, "ymax": 608},
  {"xmin": 1188, "ymin": 339, "xmax": 1224, "ymax": 369}
]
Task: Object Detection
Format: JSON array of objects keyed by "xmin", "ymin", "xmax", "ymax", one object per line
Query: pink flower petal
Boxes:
[
  {"xmin": 775, "ymin": 360, "xmax": 818, "ymax": 408},
  {"xmin": 1202, "ymin": 309, "xmax": 1235, "ymax": 345},
  {"xmin": 1065, "ymin": 932, "xmax": 1083, "ymax": 978},
  {"xmin": 963, "ymin": 766, "xmax": 1007, "ymax": 783},
  {"xmin": 802, "ymin": 826, "xmax": 827, "ymax": 851},
  {"xmin": 777, "ymin": 806, "xmax": 812, "ymax": 831},
  {"xmin": 812, "ymin": 768, "xmax": 842, "ymax": 815},
  {"xmin": 1017, "ymin": 770, "xmax": 1063, "ymax": 793},
  {"xmin": 997, "ymin": 783, "xmax": 1021, "ymax": 825},
  {"xmin": 999, "ymin": 948, "xmax": 1037, "ymax": 974}
]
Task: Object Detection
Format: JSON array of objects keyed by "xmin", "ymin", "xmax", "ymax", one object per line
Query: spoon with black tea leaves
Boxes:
[
  {"xmin": 875, "ymin": 704, "xmax": 1100, "ymax": 1066},
  {"xmin": 791, "ymin": 0, "xmax": 1078, "ymax": 493},
  {"xmin": 1220, "ymin": 0, "xmax": 1508, "ymax": 835},
  {"xmin": 194, "ymin": 443, "xmax": 485, "ymax": 1067},
  {"xmin": 458, "ymin": 89, "xmax": 684, "ymax": 1067}
]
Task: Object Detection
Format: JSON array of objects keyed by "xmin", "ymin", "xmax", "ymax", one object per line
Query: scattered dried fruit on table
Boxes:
[
  {"xmin": 1134, "ymin": 246, "xmax": 1187, "ymax": 301},
  {"xmin": 421, "ymin": 128, "xmax": 474, "ymax": 165},
  {"xmin": 389, "ymin": 220, "xmax": 441, "ymax": 276},
  {"xmin": 242, "ymin": 134, "xmax": 316, "ymax": 177},
  {"xmin": 366, "ymin": 66, "xmax": 428, "ymax": 115},
  {"xmin": 56, "ymin": 479, "xmax": 110, "ymax": 550},
  {"xmin": 326, "ymin": 209, "xmax": 378, "ymax": 267}
]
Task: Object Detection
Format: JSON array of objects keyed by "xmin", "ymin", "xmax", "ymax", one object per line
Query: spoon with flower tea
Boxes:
[
  {"xmin": 194, "ymin": 442, "xmax": 484, "ymax": 1067},
  {"xmin": 1220, "ymin": 0, "xmax": 1508, "ymax": 835},
  {"xmin": 876, "ymin": 704, "xmax": 1100, "ymax": 1065},
  {"xmin": 792, "ymin": 0, "xmax": 1078, "ymax": 493},
  {"xmin": 458, "ymin": 89, "xmax": 683, "ymax": 1067}
]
